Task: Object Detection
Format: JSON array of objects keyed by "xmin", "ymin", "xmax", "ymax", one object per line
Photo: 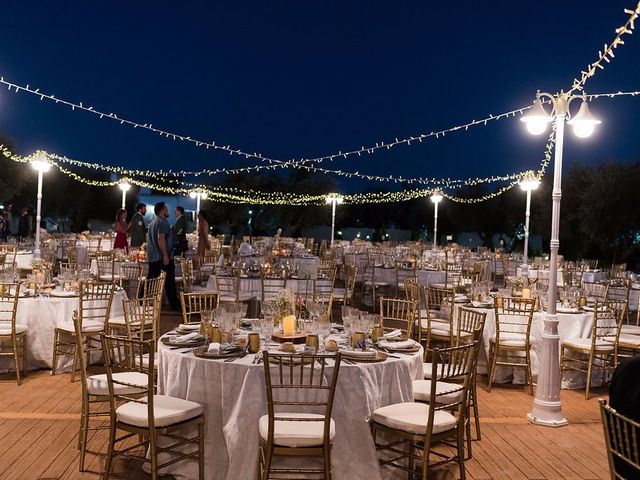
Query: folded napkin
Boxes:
[
  {"xmin": 471, "ymin": 301, "xmax": 492, "ymax": 308},
  {"xmin": 207, "ymin": 342, "xmax": 221, "ymax": 354},
  {"xmin": 341, "ymin": 349, "xmax": 377, "ymax": 358},
  {"xmin": 179, "ymin": 324, "xmax": 201, "ymax": 331},
  {"xmin": 556, "ymin": 305, "xmax": 579, "ymax": 314},
  {"xmin": 173, "ymin": 332, "xmax": 200, "ymax": 344},
  {"xmin": 382, "ymin": 329, "xmax": 402, "ymax": 339},
  {"xmin": 378, "ymin": 339, "xmax": 417, "ymax": 350}
]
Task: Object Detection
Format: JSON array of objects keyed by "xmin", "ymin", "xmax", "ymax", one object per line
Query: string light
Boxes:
[{"xmin": 569, "ymin": 2, "xmax": 640, "ymax": 94}]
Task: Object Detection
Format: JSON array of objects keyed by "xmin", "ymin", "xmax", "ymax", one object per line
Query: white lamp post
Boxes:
[
  {"xmin": 430, "ymin": 191, "xmax": 443, "ymax": 249},
  {"xmin": 189, "ymin": 190, "xmax": 208, "ymax": 233},
  {"xmin": 31, "ymin": 152, "xmax": 51, "ymax": 259},
  {"xmin": 521, "ymin": 90, "xmax": 600, "ymax": 427},
  {"xmin": 118, "ymin": 181, "xmax": 131, "ymax": 209},
  {"xmin": 325, "ymin": 193, "xmax": 344, "ymax": 247},
  {"xmin": 519, "ymin": 171, "xmax": 541, "ymax": 268}
]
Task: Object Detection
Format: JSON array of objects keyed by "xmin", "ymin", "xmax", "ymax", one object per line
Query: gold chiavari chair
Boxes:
[
  {"xmin": 487, "ymin": 296, "xmax": 536, "ymax": 395},
  {"xmin": 371, "ymin": 343, "xmax": 476, "ymax": 479},
  {"xmin": 72, "ymin": 311, "xmax": 148, "ymax": 472},
  {"xmin": 101, "ymin": 335, "xmax": 205, "ymax": 479},
  {"xmin": 96, "ymin": 252, "xmax": 122, "ymax": 285},
  {"xmin": 607, "ymin": 284, "xmax": 631, "ymax": 323},
  {"xmin": 0, "ymin": 244, "xmax": 18, "ymax": 266},
  {"xmin": 423, "ymin": 286, "xmax": 456, "ymax": 350},
  {"xmin": 260, "ymin": 272, "xmax": 287, "ymax": 303},
  {"xmin": 332, "ymin": 264, "xmax": 357, "ymax": 306},
  {"xmin": 214, "ymin": 267, "xmax": 242, "ymax": 304},
  {"xmin": 181, "ymin": 292, "xmax": 220, "ymax": 324},
  {"xmin": 582, "ymin": 258, "xmax": 599, "ymax": 270},
  {"xmin": 379, "ymin": 297, "xmax": 417, "ymax": 340},
  {"xmin": 583, "ymin": 281, "xmax": 609, "ymax": 304},
  {"xmin": 599, "ymin": 399, "xmax": 640, "ymax": 479},
  {"xmin": 140, "ymin": 272, "xmax": 166, "ymax": 336},
  {"xmin": 0, "ymin": 283, "xmax": 26, "ymax": 385},
  {"xmin": 561, "ymin": 302, "xmax": 622, "ymax": 399},
  {"xmin": 51, "ymin": 282, "xmax": 115, "ymax": 381},
  {"xmin": 119, "ymin": 262, "xmax": 143, "ymax": 300},
  {"xmin": 259, "ymin": 350, "xmax": 342, "ymax": 480},
  {"xmin": 395, "ymin": 262, "xmax": 417, "ymax": 298},
  {"xmin": 315, "ymin": 266, "xmax": 336, "ymax": 302}
]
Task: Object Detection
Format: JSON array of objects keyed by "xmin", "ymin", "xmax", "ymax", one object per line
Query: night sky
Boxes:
[{"xmin": 0, "ymin": 1, "xmax": 638, "ymax": 193}]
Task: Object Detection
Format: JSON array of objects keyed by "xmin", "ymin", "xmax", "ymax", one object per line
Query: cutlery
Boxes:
[{"xmin": 225, "ymin": 353, "xmax": 246, "ymax": 362}]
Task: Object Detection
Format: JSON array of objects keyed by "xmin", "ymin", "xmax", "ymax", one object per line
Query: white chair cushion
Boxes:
[
  {"xmin": 608, "ymin": 335, "xmax": 640, "ymax": 348},
  {"xmin": 412, "ymin": 379, "xmax": 464, "ymax": 404},
  {"xmin": 116, "ymin": 394, "xmax": 202, "ymax": 428},
  {"xmin": 621, "ymin": 325, "xmax": 640, "ymax": 336},
  {"xmin": 258, "ymin": 413, "xmax": 335, "ymax": 448},
  {"xmin": 562, "ymin": 337, "xmax": 614, "ymax": 351},
  {"xmin": 0, "ymin": 322, "xmax": 27, "ymax": 335},
  {"xmin": 490, "ymin": 332, "xmax": 534, "ymax": 347},
  {"xmin": 87, "ymin": 372, "xmax": 149, "ymax": 396},
  {"xmin": 371, "ymin": 401, "xmax": 456, "ymax": 435},
  {"xmin": 57, "ymin": 320, "xmax": 104, "ymax": 333}
]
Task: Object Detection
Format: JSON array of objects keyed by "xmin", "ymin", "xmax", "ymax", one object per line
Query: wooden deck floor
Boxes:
[{"xmin": 0, "ymin": 310, "xmax": 611, "ymax": 480}]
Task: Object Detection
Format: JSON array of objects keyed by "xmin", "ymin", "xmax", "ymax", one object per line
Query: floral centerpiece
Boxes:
[{"xmin": 274, "ymin": 288, "xmax": 295, "ymax": 318}]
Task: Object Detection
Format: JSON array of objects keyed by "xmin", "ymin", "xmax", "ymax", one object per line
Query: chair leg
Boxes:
[
  {"xmin": 12, "ymin": 338, "xmax": 21, "ymax": 386},
  {"xmin": 103, "ymin": 421, "xmax": 116, "ymax": 480},
  {"xmin": 78, "ymin": 393, "xmax": 89, "ymax": 470},
  {"xmin": 70, "ymin": 341, "xmax": 79, "ymax": 383},
  {"xmin": 457, "ymin": 426, "xmax": 467, "ymax": 480},
  {"xmin": 150, "ymin": 432, "xmax": 158, "ymax": 480},
  {"xmin": 51, "ymin": 329, "xmax": 59, "ymax": 375},
  {"xmin": 408, "ymin": 440, "xmax": 415, "ymax": 477},
  {"xmin": 198, "ymin": 422, "xmax": 204, "ymax": 480},
  {"xmin": 487, "ymin": 343, "xmax": 498, "ymax": 392},
  {"xmin": 323, "ymin": 444, "xmax": 332, "ymax": 480},
  {"xmin": 472, "ymin": 377, "xmax": 481, "ymax": 441},
  {"xmin": 22, "ymin": 336, "xmax": 27, "ymax": 377},
  {"xmin": 263, "ymin": 445, "xmax": 273, "ymax": 480},
  {"xmin": 585, "ymin": 352, "xmax": 594, "ymax": 400},
  {"xmin": 526, "ymin": 348, "xmax": 534, "ymax": 396}
]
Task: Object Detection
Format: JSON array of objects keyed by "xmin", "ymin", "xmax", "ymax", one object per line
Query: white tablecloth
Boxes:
[
  {"xmin": 371, "ymin": 268, "xmax": 446, "ymax": 287},
  {"xmin": 0, "ymin": 289, "xmax": 127, "ymax": 371},
  {"xmin": 464, "ymin": 306, "xmax": 596, "ymax": 388},
  {"xmin": 157, "ymin": 340, "xmax": 423, "ymax": 480},
  {"xmin": 205, "ymin": 276, "xmax": 330, "ymax": 299}
]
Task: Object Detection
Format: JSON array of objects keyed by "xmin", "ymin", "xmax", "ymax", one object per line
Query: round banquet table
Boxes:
[
  {"xmin": 372, "ymin": 267, "xmax": 446, "ymax": 287},
  {"xmin": 205, "ymin": 275, "xmax": 333, "ymax": 300},
  {"xmin": 157, "ymin": 338, "xmax": 423, "ymax": 480},
  {"xmin": 461, "ymin": 304, "xmax": 598, "ymax": 388},
  {"xmin": 0, "ymin": 289, "xmax": 127, "ymax": 371}
]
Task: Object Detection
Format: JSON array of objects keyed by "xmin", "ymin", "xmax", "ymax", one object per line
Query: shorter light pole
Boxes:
[
  {"xmin": 31, "ymin": 152, "xmax": 51, "ymax": 259},
  {"xmin": 519, "ymin": 172, "xmax": 541, "ymax": 268},
  {"xmin": 325, "ymin": 193, "xmax": 344, "ymax": 248},
  {"xmin": 118, "ymin": 181, "xmax": 131, "ymax": 209},
  {"xmin": 189, "ymin": 190, "xmax": 208, "ymax": 233},
  {"xmin": 430, "ymin": 191, "xmax": 443, "ymax": 249}
]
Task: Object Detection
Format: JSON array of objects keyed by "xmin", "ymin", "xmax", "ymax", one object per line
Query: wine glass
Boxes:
[{"xmin": 259, "ymin": 316, "xmax": 275, "ymax": 351}]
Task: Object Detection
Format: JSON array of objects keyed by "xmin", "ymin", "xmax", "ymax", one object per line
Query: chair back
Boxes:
[
  {"xmin": 456, "ymin": 307, "xmax": 487, "ymax": 345},
  {"xmin": 591, "ymin": 302, "xmax": 623, "ymax": 351},
  {"xmin": 583, "ymin": 281, "xmax": 608, "ymax": 303},
  {"xmin": 424, "ymin": 286, "xmax": 455, "ymax": 328},
  {"xmin": 0, "ymin": 283, "xmax": 20, "ymax": 335},
  {"xmin": 215, "ymin": 269, "xmax": 240, "ymax": 302},
  {"xmin": 179, "ymin": 258, "xmax": 194, "ymax": 293},
  {"xmin": 343, "ymin": 264, "xmax": 358, "ymax": 300},
  {"xmin": 262, "ymin": 351, "xmax": 342, "ymax": 450},
  {"xmin": 101, "ymin": 334, "xmax": 155, "ymax": 426},
  {"xmin": 379, "ymin": 297, "xmax": 416, "ymax": 339},
  {"xmin": 599, "ymin": 399, "xmax": 640, "ymax": 479},
  {"xmin": 79, "ymin": 282, "xmax": 116, "ymax": 325},
  {"xmin": 120, "ymin": 262, "xmax": 143, "ymax": 298},
  {"xmin": 494, "ymin": 297, "xmax": 535, "ymax": 342},
  {"xmin": 314, "ymin": 267, "xmax": 336, "ymax": 302},
  {"xmin": 260, "ymin": 274, "xmax": 287, "ymax": 302},
  {"xmin": 0, "ymin": 245, "xmax": 18, "ymax": 265},
  {"xmin": 122, "ymin": 296, "xmax": 157, "ymax": 342},
  {"xmin": 181, "ymin": 292, "xmax": 220, "ymax": 324}
]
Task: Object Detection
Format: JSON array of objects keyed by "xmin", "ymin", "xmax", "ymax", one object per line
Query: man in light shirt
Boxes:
[{"xmin": 146, "ymin": 202, "xmax": 180, "ymax": 311}]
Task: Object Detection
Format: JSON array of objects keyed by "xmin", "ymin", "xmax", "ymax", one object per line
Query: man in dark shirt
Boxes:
[
  {"xmin": 146, "ymin": 202, "xmax": 180, "ymax": 310},
  {"xmin": 173, "ymin": 206, "xmax": 188, "ymax": 256},
  {"xmin": 608, "ymin": 355, "xmax": 640, "ymax": 478},
  {"xmin": 17, "ymin": 206, "xmax": 32, "ymax": 238},
  {"xmin": 130, "ymin": 203, "xmax": 147, "ymax": 248}
]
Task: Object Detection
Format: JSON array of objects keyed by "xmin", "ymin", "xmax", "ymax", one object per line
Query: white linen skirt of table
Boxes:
[
  {"xmin": 372, "ymin": 268, "xmax": 446, "ymax": 288},
  {"xmin": 468, "ymin": 306, "xmax": 596, "ymax": 388},
  {"xmin": 157, "ymin": 342, "xmax": 423, "ymax": 480},
  {"xmin": 0, "ymin": 289, "xmax": 127, "ymax": 371},
  {"xmin": 205, "ymin": 276, "xmax": 332, "ymax": 300}
]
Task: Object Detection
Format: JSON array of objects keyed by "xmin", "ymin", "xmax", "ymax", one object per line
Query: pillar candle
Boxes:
[{"xmin": 282, "ymin": 315, "xmax": 296, "ymax": 336}]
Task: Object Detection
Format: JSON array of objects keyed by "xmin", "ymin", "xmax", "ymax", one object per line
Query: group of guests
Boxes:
[
  {"xmin": 114, "ymin": 202, "xmax": 211, "ymax": 311},
  {"xmin": 0, "ymin": 203, "xmax": 34, "ymax": 239}
]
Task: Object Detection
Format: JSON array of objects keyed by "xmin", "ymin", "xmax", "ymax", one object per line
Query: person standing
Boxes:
[
  {"xmin": 0, "ymin": 212, "xmax": 6, "ymax": 240},
  {"xmin": 146, "ymin": 202, "xmax": 180, "ymax": 311},
  {"xmin": 113, "ymin": 208, "xmax": 130, "ymax": 251},
  {"xmin": 173, "ymin": 206, "xmax": 188, "ymax": 257},
  {"xmin": 197, "ymin": 209, "xmax": 210, "ymax": 257},
  {"xmin": 130, "ymin": 203, "xmax": 147, "ymax": 248},
  {"xmin": 17, "ymin": 206, "xmax": 32, "ymax": 238}
]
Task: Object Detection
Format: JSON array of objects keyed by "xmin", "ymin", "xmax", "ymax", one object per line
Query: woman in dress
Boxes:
[
  {"xmin": 197, "ymin": 209, "xmax": 210, "ymax": 257},
  {"xmin": 113, "ymin": 208, "xmax": 130, "ymax": 251}
]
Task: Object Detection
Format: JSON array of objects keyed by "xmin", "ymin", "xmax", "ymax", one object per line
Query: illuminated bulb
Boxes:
[
  {"xmin": 572, "ymin": 122, "xmax": 595, "ymax": 138},
  {"xmin": 526, "ymin": 120, "xmax": 549, "ymax": 135},
  {"xmin": 520, "ymin": 98, "xmax": 552, "ymax": 136}
]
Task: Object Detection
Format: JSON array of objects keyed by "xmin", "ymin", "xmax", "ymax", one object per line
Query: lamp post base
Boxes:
[{"xmin": 527, "ymin": 405, "xmax": 568, "ymax": 427}]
